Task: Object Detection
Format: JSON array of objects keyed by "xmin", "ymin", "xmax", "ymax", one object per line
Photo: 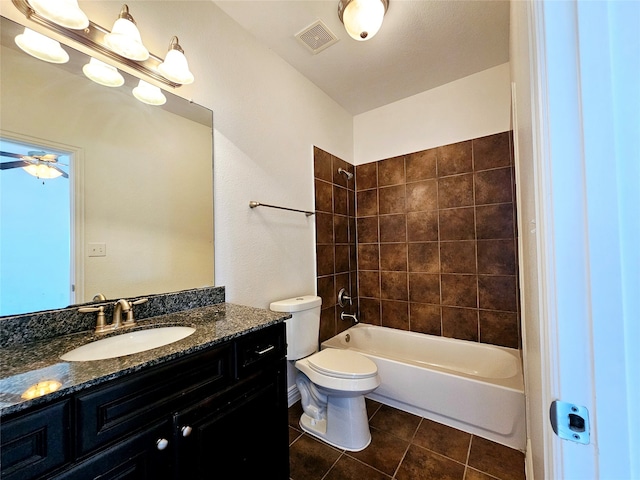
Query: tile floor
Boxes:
[{"xmin": 288, "ymin": 399, "xmax": 525, "ymax": 480}]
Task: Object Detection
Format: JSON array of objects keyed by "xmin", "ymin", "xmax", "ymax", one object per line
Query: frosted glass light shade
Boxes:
[
  {"xmin": 29, "ymin": 0, "xmax": 89, "ymax": 29},
  {"xmin": 341, "ymin": 0, "xmax": 386, "ymax": 41},
  {"xmin": 15, "ymin": 28, "xmax": 69, "ymax": 63},
  {"xmin": 23, "ymin": 164, "xmax": 63, "ymax": 179},
  {"xmin": 158, "ymin": 46, "xmax": 194, "ymax": 84},
  {"xmin": 82, "ymin": 58, "xmax": 125, "ymax": 87},
  {"xmin": 104, "ymin": 6, "xmax": 149, "ymax": 61},
  {"xmin": 132, "ymin": 80, "xmax": 166, "ymax": 105}
]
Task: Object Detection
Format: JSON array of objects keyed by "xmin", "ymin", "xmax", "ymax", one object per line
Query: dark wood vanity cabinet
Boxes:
[{"xmin": 0, "ymin": 323, "xmax": 289, "ymax": 480}]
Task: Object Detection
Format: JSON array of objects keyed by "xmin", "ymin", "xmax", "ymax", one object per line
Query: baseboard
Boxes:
[{"xmin": 288, "ymin": 384, "xmax": 301, "ymax": 407}]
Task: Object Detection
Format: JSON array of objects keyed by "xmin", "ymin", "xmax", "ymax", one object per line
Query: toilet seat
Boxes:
[{"xmin": 307, "ymin": 349, "xmax": 377, "ymax": 379}]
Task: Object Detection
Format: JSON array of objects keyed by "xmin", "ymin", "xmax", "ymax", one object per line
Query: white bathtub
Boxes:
[{"xmin": 321, "ymin": 324, "xmax": 526, "ymax": 451}]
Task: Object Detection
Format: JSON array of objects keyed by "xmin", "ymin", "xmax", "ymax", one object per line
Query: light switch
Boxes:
[{"xmin": 88, "ymin": 243, "xmax": 106, "ymax": 257}]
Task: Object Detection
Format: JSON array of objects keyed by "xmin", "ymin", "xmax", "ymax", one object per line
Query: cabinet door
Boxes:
[
  {"xmin": 0, "ymin": 401, "xmax": 70, "ymax": 480},
  {"xmin": 175, "ymin": 367, "xmax": 289, "ymax": 479},
  {"xmin": 48, "ymin": 420, "xmax": 173, "ymax": 480}
]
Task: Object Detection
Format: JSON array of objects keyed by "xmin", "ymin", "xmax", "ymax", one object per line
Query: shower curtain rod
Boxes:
[{"xmin": 249, "ymin": 201, "xmax": 315, "ymax": 217}]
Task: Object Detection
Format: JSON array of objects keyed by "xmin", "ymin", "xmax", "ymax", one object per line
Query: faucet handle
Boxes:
[
  {"xmin": 78, "ymin": 306, "xmax": 108, "ymax": 333},
  {"xmin": 123, "ymin": 298, "xmax": 148, "ymax": 327}
]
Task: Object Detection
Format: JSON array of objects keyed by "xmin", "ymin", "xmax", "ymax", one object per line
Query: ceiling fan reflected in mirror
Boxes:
[{"xmin": 0, "ymin": 150, "xmax": 68, "ymax": 179}]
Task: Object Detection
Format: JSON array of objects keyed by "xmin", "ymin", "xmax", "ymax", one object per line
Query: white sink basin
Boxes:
[{"xmin": 60, "ymin": 326, "xmax": 196, "ymax": 362}]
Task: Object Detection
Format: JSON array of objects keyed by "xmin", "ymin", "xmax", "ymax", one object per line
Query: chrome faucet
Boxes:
[
  {"xmin": 340, "ymin": 311, "xmax": 359, "ymax": 323},
  {"xmin": 112, "ymin": 299, "xmax": 130, "ymax": 329},
  {"xmin": 78, "ymin": 297, "xmax": 149, "ymax": 334}
]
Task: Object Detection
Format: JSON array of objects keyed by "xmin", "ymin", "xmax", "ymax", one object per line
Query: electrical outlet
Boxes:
[{"xmin": 88, "ymin": 243, "xmax": 106, "ymax": 257}]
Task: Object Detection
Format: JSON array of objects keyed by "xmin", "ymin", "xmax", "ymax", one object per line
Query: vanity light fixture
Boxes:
[
  {"xmin": 14, "ymin": 27, "xmax": 69, "ymax": 63},
  {"xmin": 11, "ymin": 0, "xmax": 194, "ymax": 89},
  {"xmin": 103, "ymin": 4, "xmax": 149, "ymax": 61},
  {"xmin": 132, "ymin": 79, "xmax": 167, "ymax": 106},
  {"xmin": 158, "ymin": 36, "xmax": 194, "ymax": 85},
  {"xmin": 82, "ymin": 57, "xmax": 125, "ymax": 87},
  {"xmin": 29, "ymin": 0, "xmax": 88, "ymax": 30},
  {"xmin": 338, "ymin": 0, "xmax": 389, "ymax": 41}
]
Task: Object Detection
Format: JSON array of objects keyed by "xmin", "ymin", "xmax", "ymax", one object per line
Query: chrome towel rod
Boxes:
[{"xmin": 249, "ymin": 201, "xmax": 315, "ymax": 217}]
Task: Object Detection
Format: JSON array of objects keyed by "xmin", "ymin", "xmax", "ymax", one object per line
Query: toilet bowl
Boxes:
[
  {"xmin": 295, "ymin": 348, "xmax": 380, "ymax": 451},
  {"xmin": 269, "ymin": 295, "xmax": 380, "ymax": 451}
]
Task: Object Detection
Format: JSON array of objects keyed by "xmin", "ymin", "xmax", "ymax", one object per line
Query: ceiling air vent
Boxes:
[{"xmin": 295, "ymin": 20, "xmax": 339, "ymax": 55}]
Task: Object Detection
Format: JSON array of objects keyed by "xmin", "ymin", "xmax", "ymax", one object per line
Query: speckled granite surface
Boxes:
[
  {"xmin": 0, "ymin": 286, "xmax": 226, "ymax": 348},
  {"xmin": 0, "ymin": 303, "xmax": 290, "ymax": 417}
]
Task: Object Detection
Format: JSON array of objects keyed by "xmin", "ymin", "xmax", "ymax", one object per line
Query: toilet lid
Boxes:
[{"xmin": 307, "ymin": 349, "xmax": 378, "ymax": 379}]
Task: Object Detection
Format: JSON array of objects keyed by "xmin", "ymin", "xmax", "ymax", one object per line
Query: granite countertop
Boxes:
[{"xmin": 0, "ymin": 303, "xmax": 291, "ymax": 416}]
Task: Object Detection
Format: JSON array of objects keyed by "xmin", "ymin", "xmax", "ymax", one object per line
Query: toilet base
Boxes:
[{"xmin": 298, "ymin": 395, "xmax": 372, "ymax": 452}]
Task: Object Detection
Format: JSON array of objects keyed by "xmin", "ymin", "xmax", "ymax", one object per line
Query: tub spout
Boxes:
[{"xmin": 340, "ymin": 311, "xmax": 359, "ymax": 323}]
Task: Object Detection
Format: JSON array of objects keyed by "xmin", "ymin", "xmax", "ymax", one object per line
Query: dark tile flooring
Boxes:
[{"xmin": 288, "ymin": 399, "xmax": 525, "ymax": 480}]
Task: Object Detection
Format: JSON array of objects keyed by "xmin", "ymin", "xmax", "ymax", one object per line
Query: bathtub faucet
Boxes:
[{"xmin": 340, "ymin": 311, "xmax": 359, "ymax": 323}]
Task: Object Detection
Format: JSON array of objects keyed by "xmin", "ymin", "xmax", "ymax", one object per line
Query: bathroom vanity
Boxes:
[{"xmin": 0, "ymin": 300, "xmax": 290, "ymax": 480}]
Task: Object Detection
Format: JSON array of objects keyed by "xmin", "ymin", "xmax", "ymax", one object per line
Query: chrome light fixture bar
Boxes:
[{"xmin": 11, "ymin": 0, "xmax": 182, "ymax": 88}]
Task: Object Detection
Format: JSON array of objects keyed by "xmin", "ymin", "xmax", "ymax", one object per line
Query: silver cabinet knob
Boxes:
[
  {"xmin": 181, "ymin": 425, "xmax": 193, "ymax": 437},
  {"xmin": 156, "ymin": 438, "xmax": 169, "ymax": 450}
]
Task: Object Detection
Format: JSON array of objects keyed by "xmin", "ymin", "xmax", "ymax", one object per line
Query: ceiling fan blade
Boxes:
[
  {"xmin": 0, "ymin": 160, "xmax": 30, "ymax": 170},
  {"xmin": 51, "ymin": 165, "xmax": 69, "ymax": 178},
  {"xmin": 0, "ymin": 151, "xmax": 25, "ymax": 159}
]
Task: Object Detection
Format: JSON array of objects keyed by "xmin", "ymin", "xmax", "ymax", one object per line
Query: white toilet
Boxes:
[{"xmin": 270, "ymin": 295, "xmax": 380, "ymax": 451}]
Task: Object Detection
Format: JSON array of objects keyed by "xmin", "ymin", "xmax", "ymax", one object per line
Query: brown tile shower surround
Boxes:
[
  {"xmin": 314, "ymin": 146, "xmax": 358, "ymax": 343},
  {"xmin": 314, "ymin": 131, "xmax": 520, "ymax": 348}
]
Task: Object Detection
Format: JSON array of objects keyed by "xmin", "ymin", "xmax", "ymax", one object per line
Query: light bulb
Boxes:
[
  {"xmin": 29, "ymin": 0, "xmax": 89, "ymax": 29},
  {"xmin": 14, "ymin": 28, "xmax": 69, "ymax": 63},
  {"xmin": 158, "ymin": 37, "xmax": 194, "ymax": 85},
  {"xmin": 132, "ymin": 80, "xmax": 166, "ymax": 106},
  {"xmin": 82, "ymin": 58, "xmax": 125, "ymax": 87},
  {"xmin": 104, "ymin": 5, "xmax": 149, "ymax": 61}
]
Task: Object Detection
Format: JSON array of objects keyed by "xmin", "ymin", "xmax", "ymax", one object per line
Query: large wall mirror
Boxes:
[{"xmin": 0, "ymin": 16, "xmax": 214, "ymax": 316}]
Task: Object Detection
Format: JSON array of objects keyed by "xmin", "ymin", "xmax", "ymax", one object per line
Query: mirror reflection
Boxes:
[{"xmin": 0, "ymin": 16, "xmax": 214, "ymax": 316}]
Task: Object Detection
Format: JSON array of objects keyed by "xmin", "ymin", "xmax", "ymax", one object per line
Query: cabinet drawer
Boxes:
[
  {"xmin": 235, "ymin": 323, "xmax": 286, "ymax": 378},
  {"xmin": 75, "ymin": 344, "xmax": 232, "ymax": 456},
  {"xmin": 0, "ymin": 400, "xmax": 70, "ymax": 480}
]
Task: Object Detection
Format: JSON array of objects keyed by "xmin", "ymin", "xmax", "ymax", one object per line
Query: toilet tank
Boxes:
[{"xmin": 269, "ymin": 295, "xmax": 322, "ymax": 360}]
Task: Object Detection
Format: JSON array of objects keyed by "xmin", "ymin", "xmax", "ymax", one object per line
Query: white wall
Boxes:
[{"xmin": 353, "ymin": 63, "xmax": 511, "ymax": 165}]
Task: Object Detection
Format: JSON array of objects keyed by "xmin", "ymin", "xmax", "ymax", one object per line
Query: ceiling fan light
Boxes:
[
  {"xmin": 14, "ymin": 28, "xmax": 69, "ymax": 63},
  {"xmin": 132, "ymin": 79, "xmax": 166, "ymax": 106},
  {"xmin": 82, "ymin": 57, "xmax": 125, "ymax": 87},
  {"xmin": 158, "ymin": 37, "xmax": 194, "ymax": 84},
  {"xmin": 22, "ymin": 163, "xmax": 63, "ymax": 179},
  {"xmin": 29, "ymin": 0, "xmax": 89, "ymax": 30},
  {"xmin": 339, "ymin": 0, "xmax": 388, "ymax": 41},
  {"xmin": 104, "ymin": 5, "xmax": 149, "ymax": 61}
]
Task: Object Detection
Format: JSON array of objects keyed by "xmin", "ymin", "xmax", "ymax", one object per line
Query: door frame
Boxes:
[{"xmin": 0, "ymin": 129, "xmax": 85, "ymax": 305}]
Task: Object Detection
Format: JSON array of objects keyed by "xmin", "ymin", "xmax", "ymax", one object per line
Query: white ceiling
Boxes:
[{"xmin": 213, "ymin": 0, "xmax": 510, "ymax": 115}]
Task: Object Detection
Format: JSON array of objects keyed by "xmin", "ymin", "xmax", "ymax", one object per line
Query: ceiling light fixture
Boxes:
[
  {"xmin": 158, "ymin": 37, "xmax": 194, "ymax": 85},
  {"xmin": 132, "ymin": 79, "xmax": 167, "ymax": 106},
  {"xmin": 22, "ymin": 163, "xmax": 64, "ymax": 179},
  {"xmin": 14, "ymin": 27, "xmax": 69, "ymax": 63},
  {"xmin": 338, "ymin": 0, "xmax": 389, "ymax": 41},
  {"xmin": 82, "ymin": 57, "xmax": 125, "ymax": 87},
  {"xmin": 104, "ymin": 4, "xmax": 149, "ymax": 61},
  {"xmin": 28, "ymin": 0, "xmax": 88, "ymax": 30}
]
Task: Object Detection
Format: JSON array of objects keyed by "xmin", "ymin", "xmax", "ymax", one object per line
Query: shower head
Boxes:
[{"xmin": 338, "ymin": 167, "xmax": 353, "ymax": 180}]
